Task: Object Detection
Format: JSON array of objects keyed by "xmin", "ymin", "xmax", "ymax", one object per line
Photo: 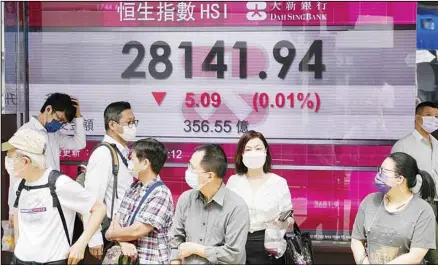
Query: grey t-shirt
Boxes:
[{"xmin": 352, "ymin": 192, "xmax": 436, "ymax": 264}]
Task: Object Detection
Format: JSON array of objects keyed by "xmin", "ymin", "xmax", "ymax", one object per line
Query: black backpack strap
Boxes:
[
  {"xmin": 110, "ymin": 144, "xmax": 128, "ymax": 168},
  {"xmin": 13, "ymin": 179, "xmax": 26, "ymax": 208},
  {"xmin": 48, "ymin": 170, "xmax": 71, "ymax": 246},
  {"xmin": 92, "ymin": 142, "xmax": 121, "ymax": 218}
]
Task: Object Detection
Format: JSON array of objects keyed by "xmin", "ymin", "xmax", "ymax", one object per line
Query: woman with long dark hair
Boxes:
[{"xmin": 351, "ymin": 152, "xmax": 436, "ymax": 264}]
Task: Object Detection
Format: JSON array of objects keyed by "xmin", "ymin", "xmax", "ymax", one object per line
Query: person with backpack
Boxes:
[
  {"xmin": 104, "ymin": 138, "xmax": 174, "ymax": 264},
  {"xmin": 5, "ymin": 93, "xmax": 86, "ymax": 229},
  {"xmin": 82, "ymin": 101, "xmax": 137, "ymax": 260},
  {"xmin": 2, "ymin": 129, "xmax": 106, "ymax": 265}
]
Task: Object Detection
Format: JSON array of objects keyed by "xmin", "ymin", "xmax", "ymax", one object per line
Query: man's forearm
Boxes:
[
  {"xmin": 110, "ymin": 226, "xmax": 139, "ymax": 242},
  {"xmin": 109, "ymin": 223, "xmax": 152, "ymax": 242},
  {"xmin": 83, "ymin": 211, "xmax": 103, "ymax": 247},
  {"xmin": 193, "ymin": 244, "xmax": 207, "ymax": 259},
  {"xmin": 77, "ymin": 202, "xmax": 106, "ymax": 246}
]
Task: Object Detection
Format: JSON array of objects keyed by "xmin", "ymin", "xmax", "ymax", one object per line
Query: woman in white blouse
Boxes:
[{"xmin": 227, "ymin": 130, "xmax": 294, "ymax": 265}]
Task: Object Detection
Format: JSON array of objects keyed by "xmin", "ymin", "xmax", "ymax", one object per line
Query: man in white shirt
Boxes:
[
  {"xmin": 391, "ymin": 101, "xmax": 438, "ymax": 263},
  {"xmin": 83, "ymin": 101, "xmax": 137, "ymax": 260},
  {"xmin": 2, "ymin": 129, "xmax": 106, "ymax": 265},
  {"xmin": 5, "ymin": 93, "xmax": 86, "ymax": 229},
  {"xmin": 391, "ymin": 101, "xmax": 438, "ymax": 191}
]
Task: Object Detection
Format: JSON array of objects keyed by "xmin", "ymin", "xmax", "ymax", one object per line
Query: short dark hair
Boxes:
[
  {"xmin": 40, "ymin": 93, "xmax": 76, "ymax": 123},
  {"xmin": 416, "ymin": 101, "xmax": 438, "ymax": 115},
  {"xmin": 195, "ymin": 144, "xmax": 227, "ymax": 179},
  {"xmin": 132, "ymin": 138, "xmax": 168, "ymax": 175},
  {"xmin": 235, "ymin": 130, "xmax": 272, "ymax": 175},
  {"xmin": 104, "ymin": 101, "xmax": 131, "ymax": 131},
  {"xmin": 389, "ymin": 152, "xmax": 436, "ymax": 201}
]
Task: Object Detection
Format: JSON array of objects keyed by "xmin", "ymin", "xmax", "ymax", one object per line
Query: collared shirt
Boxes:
[
  {"xmin": 392, "ymin": 130, "xmax": 438, "ymax": 197},
  {"xmin": 83, "ymin": 135, "xmax": 133, "ymax": 247},
  {"xmin": 19, "ymin": 116, "xmax": 86, "ymax": 170},
  {"xmin": 169, "ymin": 184, "xmax": 250, "ymax": 264},
  {"xmin": 8, "ymin": 116, "xmax": 86, "ymax": 214},
  {"xmin": 117, "ymin": 179, "xmax": 174, "ymax": 264}
]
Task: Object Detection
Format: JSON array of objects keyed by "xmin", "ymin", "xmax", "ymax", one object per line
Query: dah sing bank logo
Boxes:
[
  {"xmin": 246, "ymin": 2, "xmax": 267, "ymax": 21},
  {"xmin": 246, "ymin": 1, "xmax": 328, "ymax": 22}
]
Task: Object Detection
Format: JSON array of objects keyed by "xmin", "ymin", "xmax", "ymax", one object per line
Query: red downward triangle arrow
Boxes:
[{"xmin": 152, "ymin": 92, "xmax": 166, "ymax": 106}]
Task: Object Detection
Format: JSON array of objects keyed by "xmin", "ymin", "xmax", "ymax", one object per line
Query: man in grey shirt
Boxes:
[{"xmin": 170, "ymin": 144, "xmax": 250, "ymax": 264}]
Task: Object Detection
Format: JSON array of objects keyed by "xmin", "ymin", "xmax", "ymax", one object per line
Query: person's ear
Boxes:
[
  {"xmin": 45, "ymin": 105, "xmax": 52, "ymax": 114},
  {"xmin": 397, "ymin": 176, "xmax": 405, "ymax": 185},
  {"xmin": 108, "ymin": 120, "xmax": 119, "ymax": 131}
]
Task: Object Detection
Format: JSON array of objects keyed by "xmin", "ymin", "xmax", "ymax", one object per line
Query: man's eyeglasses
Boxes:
[{"xmin": 120, "ymin": 120, "xmax": 139, "ymax": 128}]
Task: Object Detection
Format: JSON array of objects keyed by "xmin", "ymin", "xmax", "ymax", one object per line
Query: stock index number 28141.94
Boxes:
[{"xmin": 121, "ymin": 40, "xmax": 326, "ymax": 80}]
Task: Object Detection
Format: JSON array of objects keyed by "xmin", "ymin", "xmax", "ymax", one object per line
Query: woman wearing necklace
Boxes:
[
  {"xmin": 227, "ymin": 131, "xmax": 294, "ymax": 264},
  {"xmin": 351, "ymin": 152, "xmax": 437, "ymax": 264}
]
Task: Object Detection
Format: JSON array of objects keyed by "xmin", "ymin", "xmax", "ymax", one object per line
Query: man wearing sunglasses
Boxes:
[{"xmin": 5, "ymin": 93, "xmax": 85, "ymax": 235}]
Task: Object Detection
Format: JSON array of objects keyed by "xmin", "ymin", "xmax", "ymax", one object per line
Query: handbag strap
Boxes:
[
  {"xmin": 128, "ymin": 180, "xmax": 164, "ymax": 226},
  {"xmin": 293, "ymin": 222, "xmax": 301, "ymax": 235}
]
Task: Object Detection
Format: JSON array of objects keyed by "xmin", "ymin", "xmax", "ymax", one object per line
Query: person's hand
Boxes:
[
  {"xmin": 120, "ymin": 242, "xmax": 137, "ymax": 261},
  {"xmin": 66, "ymin": 241, "xmax": 86, "ymax": 265},
  {"xmin": 70, "ymin": 97, "xmax": 82, "ymax": 118},
  {"xmin": 89, "ymin": 245, "xmax": 103, "ymax": 260},
  {"xmin": 178, "ymin": 242, "xmax": 200, "ymax": 259},
  {"xmin": 170, "ymin": 259, "xmax": 182, "ymax": 264},
  {"xmin": 8, "ymin": 214, "xmax": 14, "ymax": 228},
  {"xmin": 271, "ymin": 215, "xmax": 293, "ymax": 230}
]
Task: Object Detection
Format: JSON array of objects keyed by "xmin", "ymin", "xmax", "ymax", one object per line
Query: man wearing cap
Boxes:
[
  {"xmin": 5, "ymin": 93, "xmax": 86, "ymax": 230},
  {"xmin": 3, "ymin": 129, "xmax": 106, "ymax": 265}
]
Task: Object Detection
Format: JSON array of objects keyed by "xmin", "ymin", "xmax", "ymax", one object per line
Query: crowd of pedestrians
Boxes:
[{"xmin": 3, "ymin": 93, "xmax": 438, "ymax": 265}]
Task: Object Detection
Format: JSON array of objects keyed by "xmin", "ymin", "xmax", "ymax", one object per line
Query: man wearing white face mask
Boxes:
[
  {"xmin": 105, "ymin": 138, "xmax": 174, "ymax": 264},
  {"xmin": 169, "ymin": 144, "xmax": 250, "ymax": 264},
  {"xmin": 2, "ymin": 129, "xmax": 106, "ymax": 265},
  {"xmin": 392, "ymin": 101, "xmax": 438, "ymax": 263},
  {"xmin": 392, "ymin": 101, "xmax": 438, "ymax": 193},
  {"xmin": 82, "ymin": 101, "xmax": 138, "ymax": 260}
]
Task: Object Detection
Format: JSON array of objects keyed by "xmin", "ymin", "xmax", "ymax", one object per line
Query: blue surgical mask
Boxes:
[
  {"xmin": 45, "ymin": 119, "xmax": 63, "ymax": 133},
  {"xmin": 375, "ymin": 172, "xmax": 392, "ymax": 194}
]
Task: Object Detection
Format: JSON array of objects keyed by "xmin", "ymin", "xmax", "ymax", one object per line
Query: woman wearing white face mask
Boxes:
[{"xmin": 227, "ymin": 131, "xmax": 294, "ymax": 265}]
